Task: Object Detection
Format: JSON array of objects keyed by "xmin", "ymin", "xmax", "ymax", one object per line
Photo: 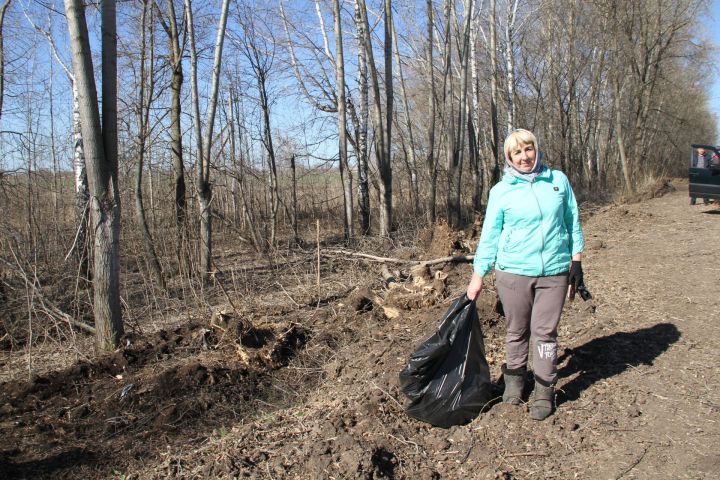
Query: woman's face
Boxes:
[{"xmin": 509, "ymin": 142, "xmax": 536, "ymax": 173}]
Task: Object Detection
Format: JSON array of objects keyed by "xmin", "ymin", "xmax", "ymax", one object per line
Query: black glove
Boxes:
[
  {"xmin": 494, "ymin": 296, "xmax": 505, "ymax": 317},
  {"xmin": 568, "ymin": 261, "xmax": 583, "ymax": 300}
]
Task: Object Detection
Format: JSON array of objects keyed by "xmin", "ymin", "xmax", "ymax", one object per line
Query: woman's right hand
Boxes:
[{"xmin": 466, "ymin": 272, "xmax": 484, "ymax": 300}]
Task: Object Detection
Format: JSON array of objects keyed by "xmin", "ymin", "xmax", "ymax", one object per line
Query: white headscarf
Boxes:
[{"xmin": 503, "ymin": 129, "xmax": 545, "ymax": 182}]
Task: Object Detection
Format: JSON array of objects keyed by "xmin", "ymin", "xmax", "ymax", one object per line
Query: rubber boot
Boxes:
[
  {"xmin": 502, "ymin": 365, "xmax": 525, "ymax": 405},
  {"xmin": 529, "ymin": 379, "xmax": 555, "ymax": 421}
]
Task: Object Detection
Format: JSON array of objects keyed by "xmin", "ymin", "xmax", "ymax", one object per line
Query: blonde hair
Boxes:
[{"xmin": 503, "ymin": 129, "xmax": 538, "ymax": 162}]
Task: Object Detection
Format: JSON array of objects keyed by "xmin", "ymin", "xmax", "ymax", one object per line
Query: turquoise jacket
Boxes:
[{"xmin": 473, "ymin": 166, "xmax": 584, "ymax": 277}]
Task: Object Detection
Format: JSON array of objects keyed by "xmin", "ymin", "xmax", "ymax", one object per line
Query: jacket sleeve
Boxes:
[
  {"xmin": 473, "ymin": 187, "xmax": 504, "ymax": 276},
  {"xmin": 562, "ymin": 174, "xmax": 585, "ymax": 256}
]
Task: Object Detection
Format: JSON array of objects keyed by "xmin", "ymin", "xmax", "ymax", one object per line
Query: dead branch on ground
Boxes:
[{"xmin": 321, "ymin": 249, "xmax": 474, "ymax": 267}]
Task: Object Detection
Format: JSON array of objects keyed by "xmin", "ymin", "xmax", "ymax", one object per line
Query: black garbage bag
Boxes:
[{"xmin": 398, "ymin": 295, "xmax": 491, "ymax": 428}]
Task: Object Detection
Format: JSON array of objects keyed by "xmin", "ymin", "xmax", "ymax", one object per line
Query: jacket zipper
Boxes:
[{"xmin": 530, "ymin": 182, "xmax": 545, "ymax": 275}]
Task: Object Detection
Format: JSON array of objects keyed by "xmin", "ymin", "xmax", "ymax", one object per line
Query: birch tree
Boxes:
[
  {"xmin": 353, "ymin": 0, "xmax": 370, "ymax": 234},
  {"xmin": 503, "ymin": 0, "xmax": 519, "ymax": 131}
]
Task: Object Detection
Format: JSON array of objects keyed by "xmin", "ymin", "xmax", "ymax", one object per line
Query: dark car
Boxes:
[{"xmin": 689, "ymin": 143, "xmax": 720, "ymax": 205}]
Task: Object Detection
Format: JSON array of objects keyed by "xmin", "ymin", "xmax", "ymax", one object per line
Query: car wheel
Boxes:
[{"xmin": 690, "ymin": 197, "xmax": 697, "ymax": 205}]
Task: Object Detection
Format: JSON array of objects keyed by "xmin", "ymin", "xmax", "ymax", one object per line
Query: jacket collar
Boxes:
[{"xmin": 502, "ymin": 165, "xmax": 552, "ymax": 185}]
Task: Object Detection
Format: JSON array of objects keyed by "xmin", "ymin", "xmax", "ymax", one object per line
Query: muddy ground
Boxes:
[{"xmin": 1, "ymin": 179, "xmax": 719, "ymax": 479}]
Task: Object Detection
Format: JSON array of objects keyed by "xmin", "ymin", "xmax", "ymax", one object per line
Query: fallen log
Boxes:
[{"xmin": 321, "ymin": 249, "xmax": 474, "ymax": 267}]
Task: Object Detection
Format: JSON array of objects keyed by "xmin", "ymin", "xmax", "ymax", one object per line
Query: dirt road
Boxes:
[
  {"xmin": 1, "ymin": 180, "xmax": 719, "ymax": 479},
  {"xmin": 561, "ymin": 181, "xmax": 720, "ymax": 478}
]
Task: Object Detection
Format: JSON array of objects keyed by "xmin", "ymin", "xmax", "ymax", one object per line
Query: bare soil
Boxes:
[{"xmin": 1, "ymin": 179, "xmax": 719, "ymax": 479}]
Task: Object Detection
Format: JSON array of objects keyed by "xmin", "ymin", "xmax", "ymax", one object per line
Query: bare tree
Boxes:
[
  {"xmin": 503, "ymin": 0, "xmax": 519, "ymax": 131},
  {"xmin": 446, "ymin": 0, "xmax": 473, "ymax": 228},
  {"xmin": 468, "ymin": 0, "xmax": 484, "ymax": 212},
  {"xmin": 424, "ymin": 0, "xmax": 438, "ymax": 224},
  {"xmin": 489, "ymin": 0, "xmax": 500, "ymax": 177},
  {"xmin": 22, "ymin": 9, "xmax": 91, "ymax": 274},
  {"xmin": 154, "ymin": 0, "xmax": 187, "ymax": 264},
  {"xmin": 0, "ymin": 0, "xmax": 11, "ymax": 122},
  {"xmin": 134, "ymin": 0, "xmax": 165, "ymax": 290},
  {"xmin": 356, "ymin": 0, "xmax": 393, "ymax": 236},
  {"xmin": 333, "ymin": 0, "xmax": 354, "ymax": 239},
  {"xmin": 280, "ymin": 0, "xmax": 359, "ymax": 238},
  {"xmin": 228, "ymin": 84, "xmax": 262, "ymax": 251},
  {"xmin": 392, "ymin": 9, "xmax": 420, "ymax": 216},
  {"xmin": 185, "ymin": 0, "xmax": 231, "ymax": 280},
  {"xmin": 235, "ymin": 6, "xmax": 280, "ymax": 248},
  {"xmin": 353, "ymin": 0, "xmax": 371, "ymax": 234},
  {"xmin": 64, "ymin": 0, "xmax": 123, "ymax": 351}
]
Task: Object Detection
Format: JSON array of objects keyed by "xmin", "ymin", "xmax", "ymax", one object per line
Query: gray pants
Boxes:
[{"xmin": 495, "ymin": 270, "xmax": 568, "ymax": 384}]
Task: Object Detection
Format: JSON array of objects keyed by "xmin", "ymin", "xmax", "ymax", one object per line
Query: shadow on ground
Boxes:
[
  {"xmin": 0, "ymin": 449, "xmax": 96, "ymax": 479},
  {"xmin": 556, "ymin": 323, "xmax": 680, "ymax": 405}
]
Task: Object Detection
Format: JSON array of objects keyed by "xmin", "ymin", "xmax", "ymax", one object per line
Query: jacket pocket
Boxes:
[
  {"xmin": 558, "ymin": 230, "xmax": 569, "ymax": 252},
  {"xmin": 502, "ymin": 228, "xmax": 523, "ymax": 253}
]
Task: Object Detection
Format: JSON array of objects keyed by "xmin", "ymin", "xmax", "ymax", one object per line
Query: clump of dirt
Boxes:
[
  {"xmin": 0, "ymin": 309, "xmax": 314, "ymax": 479},
  {"xmin": 419, "ymin": 222, "xmax": 473, "ymax": 259},
  {"xmin": 620, "ymin": 176, "xmax": 677, "ymax": 203},
  {"xmin": 383, "ymin": 264, "xmax": 448, "ymax": 311}
]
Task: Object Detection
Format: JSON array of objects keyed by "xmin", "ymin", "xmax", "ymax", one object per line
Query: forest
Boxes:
[
  {"xmin": 0, "ymin": 0, "xmax": 718, "ymax": 477},
  {"xmin": 1, "ymin": 0, "xmax": 715, "ymax": 351}
]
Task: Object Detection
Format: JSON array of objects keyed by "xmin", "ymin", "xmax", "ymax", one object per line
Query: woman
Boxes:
[{"xmin": 466, "ymin": 129, "xmax": 585, "ymax": 421}]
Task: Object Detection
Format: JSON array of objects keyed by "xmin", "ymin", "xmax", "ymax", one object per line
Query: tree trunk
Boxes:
[
  {"xmin": 333, "ymin": 0, "xmax": 354, "ymax": 240},
  {"xmin": 186, "ymin": 0, "xmax": 231, "ymax": 279},
  {"xmin": 49, "ymin": 59, "xmax": 60, "ymax": 237},
  {"xmin": 290, "ymin": 154, "xmax": 299, "ymax": 244},
  {"xmin": 259, "ymin": 76, "xmax": 279, "ymax": 248},
  {"xmin": 392, "ymin": 12, "xmax": 419, "ymax": 217},
  {"xmin": 614, "ymin": 78, "xmax": 633, "ymax": 194},
  {"xmin": 504, "ymin": 0, "xmax": 519, "ymax": 132},
  {"xmin": 381, "ymin": 0, "xmax": 393, "ymax": 236},
  {"xmin": 489, "ymin": 0, "xmax": 500, "ymax": 182},
  {"xmin": 357, "ymin": 0, "xmax": 392, "ymax": 237},
  {"xmin": 155, "ymin": 0, "xmax": 187, "ymax": 266},
  {"xmin": 469, "ymin": 5, "xmax": 483, "ymax": 212},
  {"xmin": 71, "ymin": 82, "xmax": 91, "ymax": 278},
  {"xmin": 447, "ymin": 0, "xmax": 472, "ymax": 229},
  {"xmin": 0, "ymin": 0, "xmax": 11, "ymax": 122},
  {"xmin": 135, "ymin": 0, "xmax": 165, "ymax": 290},
  {"xmin": 65, "ymin": 0, "xmax": 123, "ymax": 352},
  {"xmin": 230, "ymin": 87, "xmax": 262, "ymax": 251},
  {"xmin": 424, "ymin": 0, "xmax": 437, "ymax": 224},
  {"xmin": 354, "ymin": 0, "xmax": 371, "ymax": 234}
]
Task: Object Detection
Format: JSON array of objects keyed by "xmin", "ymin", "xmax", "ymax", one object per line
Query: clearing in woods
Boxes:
[{"xmin": 0, "ymin": 179, "xmax": 719, "ymax": 479}]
